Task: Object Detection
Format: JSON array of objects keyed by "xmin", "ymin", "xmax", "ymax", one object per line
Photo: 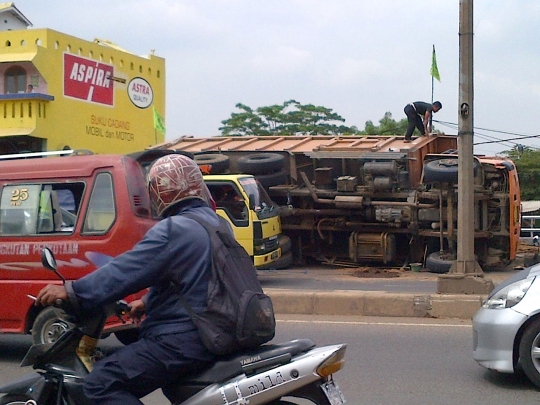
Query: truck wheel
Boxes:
[
  {"xmin": 278, "ymin": 234, "xmax": 292, "ymax": 254},
  {"xmin": 425, "ymin": 251, "xmax": 455, "ymax": 274},
  {"xmin": 194, "ymin": 153, "xmax": 230, "ymax": 173},
  {"xmin": 423, "ymin": 158, "xmax": 478, "ymax": 183},
  {"xmin": 115, "ymin": 328, "xmax": 140, "ymax": 345},
  {"xmin": 31, "ymin": 307, "xmax": 71, "ymax": 344},
  {"xmin": 237, "ymin": 153, "xmax": 284, "ymax": 174},
  {"xmin": 255, "ymin": 170, "xmax": 287, "ymax": 188}
]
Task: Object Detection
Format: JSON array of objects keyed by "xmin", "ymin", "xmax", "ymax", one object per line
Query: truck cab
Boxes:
[{"xmin": 204, "ymin": 174, "xmax": 285, "ymax": 269}]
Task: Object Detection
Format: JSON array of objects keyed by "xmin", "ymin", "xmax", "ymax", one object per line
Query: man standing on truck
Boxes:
[
  {"xmin": 404, "ymin": 101, "xmax": 442, "ymax": 142},
  {"xmin": 35, "ymin": 154, "xmax": 220, "ymax": 405}
]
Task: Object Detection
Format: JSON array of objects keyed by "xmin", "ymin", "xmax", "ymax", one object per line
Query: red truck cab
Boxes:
[{"xmin": 0, "ymin": 150, "xmax": 159, "ymax": 344}]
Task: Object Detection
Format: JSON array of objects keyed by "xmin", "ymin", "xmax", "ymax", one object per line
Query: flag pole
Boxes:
[
  {"xmin": 430, "ymin": 45, "xmax": 435, "ymax": 132},
  {"xmin": 430, "ymin": 73, "xmax": 434, "ymax": 132},
  {"xmin": 429, "ymin": 44, "xmax": 435, "ymax": 132}
]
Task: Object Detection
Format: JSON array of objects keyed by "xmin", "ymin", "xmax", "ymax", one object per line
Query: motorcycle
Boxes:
[{"xmin": 0, "ymin": 248, "xmax": 347, "ymax": 404}]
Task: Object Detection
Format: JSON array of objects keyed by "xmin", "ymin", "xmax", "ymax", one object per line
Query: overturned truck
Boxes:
[{"xmin": 157, "ymin": 135, "xmax": 521, "ymax": 272}]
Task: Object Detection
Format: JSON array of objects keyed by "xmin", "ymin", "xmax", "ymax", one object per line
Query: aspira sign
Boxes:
[{"xmin": 64, "ymin": 53, "xmax": 114, "ymax": 106}]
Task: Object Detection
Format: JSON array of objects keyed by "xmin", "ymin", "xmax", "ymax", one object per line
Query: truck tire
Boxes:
[
  {"xmin": 278, "ymin": 234, "xmax": 292, "ymax": 254},
  {"xmin": 255, "ymin": 170, "xmax": 287, "ymax": 188},
  {"xmin": 423, "ymin": 158, "xmax": 478, "ymax": 183},
  {"xmin": 237, "ymin": 153, "xmax": 284, "ymax": 175},
  {"xmin": 425, "ymin": 251, "xmax": 455, "ymax": 274},
  {"xmin": 194, "ymin": 153, "xmax": 230, "ymax": 173},
  {"xmin": 31, "ymin": 307, "xmax": 71, "ymax": 344}
]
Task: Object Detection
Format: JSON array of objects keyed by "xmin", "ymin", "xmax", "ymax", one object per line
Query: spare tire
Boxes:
[
  {"xmin": 194, "ymin": 153, "xmax": 230, "ymax": 174},
  {"xmin": 255, "ymin": 170, "xmax": 287, "ymax": 188},
  {"xmin": 425, "ymin": 251, "xmax": 455, "ymax": 274},
  {"xmin": 423, "ymin": 158, "xmax": 479, "ymax": 183},
  {"xmin": 237, "ymin": 153, "xmax": 284, "ymax": 175}
]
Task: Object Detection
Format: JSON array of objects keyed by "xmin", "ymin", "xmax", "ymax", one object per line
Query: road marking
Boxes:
[{"xmin": 276, "ymin": 319, "xmax": 471, "ymax": 328}]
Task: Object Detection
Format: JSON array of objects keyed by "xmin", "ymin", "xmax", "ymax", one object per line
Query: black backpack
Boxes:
[{"xmin": 172, "ymin": 213, "xmax": 276, "ymax": 356}]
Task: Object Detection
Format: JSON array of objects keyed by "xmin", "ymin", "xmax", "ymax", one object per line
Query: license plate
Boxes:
[
  {"xmin": 271, "ymin": 250, "xmax": 279, "ymax": 260},
  {"xmin": 321, "ymin": 380, "xmax": 346, "ymax": 404}
]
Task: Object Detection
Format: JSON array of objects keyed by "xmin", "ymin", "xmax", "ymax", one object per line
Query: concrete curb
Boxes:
[{"xmin": 266, "ymin": 289, "xmax": 487, "ymax": 319}]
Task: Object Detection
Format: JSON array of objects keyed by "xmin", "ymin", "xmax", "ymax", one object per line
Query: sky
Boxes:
[{"xmin": 14, "ymin": 0, "xmax": 540, "ymax": 156}]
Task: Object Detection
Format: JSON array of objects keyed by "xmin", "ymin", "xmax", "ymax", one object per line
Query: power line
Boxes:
[{"xmin": 433, "ymin": 119, "xmax": 540, "ymax": 150}]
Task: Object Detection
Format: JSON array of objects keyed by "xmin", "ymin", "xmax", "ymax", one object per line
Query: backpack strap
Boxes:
[{"xmin": 168, "ymin": 213, "xmax": 217, "ymax": 319}]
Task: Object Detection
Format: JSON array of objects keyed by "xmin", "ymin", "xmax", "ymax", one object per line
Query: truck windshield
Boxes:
[{"xmin": 238, "ymin": 177, "xmax": 276, "ymax": 220}]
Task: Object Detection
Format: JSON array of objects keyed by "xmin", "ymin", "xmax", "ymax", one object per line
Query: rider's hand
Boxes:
[
  {"xmin": 35, "ymin": 284, "xmax": 68, "ymax": 307},
  {"xmin": 128, "ymin": 299, "xmax": 146, "ymax": 326}
]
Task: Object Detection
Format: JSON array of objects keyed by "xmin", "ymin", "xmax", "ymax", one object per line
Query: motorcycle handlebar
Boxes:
[{"xmin": 50, "ymin": 299, "xmax": 131, "ymax": 326}]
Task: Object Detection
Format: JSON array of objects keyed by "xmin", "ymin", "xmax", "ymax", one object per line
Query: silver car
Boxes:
[{"xmin": 473, "ymin": 264, "xmax": 540, "ymax": 387}]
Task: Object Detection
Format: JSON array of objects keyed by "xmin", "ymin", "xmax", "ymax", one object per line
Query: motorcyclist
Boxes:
[{"xmin": 35, "ymin": 154, "xmax": 219, "ymax": 405}]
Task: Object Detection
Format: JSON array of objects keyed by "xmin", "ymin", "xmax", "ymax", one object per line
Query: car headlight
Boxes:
[{"xmin": 482, "ymin": 277, "xmax": 535, "ymax": 309}]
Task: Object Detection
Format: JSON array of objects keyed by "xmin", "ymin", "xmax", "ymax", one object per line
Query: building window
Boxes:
[{"xmin": 5, "ymin": 66, "xmax": 27, "ymax": 94}]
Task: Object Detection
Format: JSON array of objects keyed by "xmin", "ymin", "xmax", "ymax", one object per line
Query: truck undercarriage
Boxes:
[{"xmin": 157, "ymin": 135, "xmax": 520, "ymax": 272}]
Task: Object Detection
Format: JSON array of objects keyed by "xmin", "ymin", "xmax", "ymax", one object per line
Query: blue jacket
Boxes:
[{"xmin": 66, "ymin": 200, "xmax": 218, "ymax": 339}]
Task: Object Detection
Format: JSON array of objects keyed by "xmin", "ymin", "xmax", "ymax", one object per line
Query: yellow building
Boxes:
[{"xmin": 0, "ymin": 3, "xmax": 165, "ymax": 155}]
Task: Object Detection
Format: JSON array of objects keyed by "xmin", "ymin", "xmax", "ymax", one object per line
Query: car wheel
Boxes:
[
  {"xmin": 237, "ymin": 153, "xmax": 285, "ymax": 175},
  {"xmin": 31, "ymin": 307, "xmax": 71, "ymax": 345},
  {"xmin": 115, "ymin": 328, "xmax": 140, "ymax": 345},
  {"xmin": 519, "ymin": 318, "xmax": 540, "ymax": 388}
]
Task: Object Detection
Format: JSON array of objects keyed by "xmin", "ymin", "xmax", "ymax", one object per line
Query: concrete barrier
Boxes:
[{"xmin": 266, "ymin": 289, "xmax": 487, "ymax": 319}]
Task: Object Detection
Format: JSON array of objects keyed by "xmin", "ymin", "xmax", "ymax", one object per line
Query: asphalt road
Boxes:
[{"xmin": 2, "ymin": 316, "xmax": 539, "ymax": 405}]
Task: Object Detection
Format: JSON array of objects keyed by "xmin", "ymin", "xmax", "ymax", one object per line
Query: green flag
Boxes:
[
  {"xmin": 430, "ymin": 45, "xmax": 441, "ymax": 82},
  {"xmin": 153, "ymin": 106, "xmax": 166, "ymax": 134}
]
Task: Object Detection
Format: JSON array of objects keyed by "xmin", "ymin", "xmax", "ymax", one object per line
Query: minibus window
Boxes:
[
  {"xmin": 0, "ymin": 185, "xmax": 40, "ymax": 235},
  {"xmin": 83, "ymin": 173, "xmax": 116, "ymax": 234}
]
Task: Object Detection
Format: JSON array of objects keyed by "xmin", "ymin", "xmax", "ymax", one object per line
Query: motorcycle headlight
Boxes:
[{"xmin": 482, "ymin": 277, "xmax": 535, "ymax": 309}]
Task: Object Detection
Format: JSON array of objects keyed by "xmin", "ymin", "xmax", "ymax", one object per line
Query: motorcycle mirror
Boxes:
[
  {"xmin": 41, "ymin": 247, "xmax": 66, "ymax": 283},
  {"xmin": 41, "ymin": 247, "xmax": 57, "ymax": 271}
]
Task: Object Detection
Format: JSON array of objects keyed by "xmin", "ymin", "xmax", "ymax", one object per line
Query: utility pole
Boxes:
[{"xmin": 437, "ymin": 0, "xmax": 494, "ymax": 294}]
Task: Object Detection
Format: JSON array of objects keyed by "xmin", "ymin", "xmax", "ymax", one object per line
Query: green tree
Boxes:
[
  {"xmin": 501, "ymin": 144, "xmax": 534, "ymax": 160},
  {"xmin": 219, "ymin": 100, "xmax": 358, "ymax": 136},
  {"xmin": 358, "ymin": 112, "xmax": 407, "ymax": 135},
  {"xmin": 219, "ymin": 103, "xmax": 269, "ymax": 136},
  {"xmin": 501, "ymin": 146, "xmax": 540, "ymax": 200},
  {"xmin": 358, "ymin": 111, "xmax": 443, "ymax": 136}
]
